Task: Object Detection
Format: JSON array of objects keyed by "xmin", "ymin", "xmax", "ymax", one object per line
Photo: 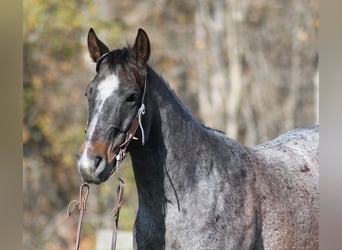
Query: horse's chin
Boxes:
[{"xmin": 97, "ymin": 160, "xmax": 117, "ymax": 184}]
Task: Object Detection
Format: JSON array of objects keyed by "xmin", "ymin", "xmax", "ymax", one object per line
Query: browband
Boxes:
[{"xmin": 96, "ymin": 51, "xmax": 112, "ymax": 72}]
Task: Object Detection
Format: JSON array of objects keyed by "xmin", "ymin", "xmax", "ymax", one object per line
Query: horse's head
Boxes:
[{"xmin": 77, "ymin": 28, "xmax": 150, "ymax": 184}]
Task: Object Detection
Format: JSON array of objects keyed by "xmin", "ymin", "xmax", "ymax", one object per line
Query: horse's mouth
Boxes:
[{"xmin": 79, "ymin": 158, "xmax": 116, "ymax": 185}]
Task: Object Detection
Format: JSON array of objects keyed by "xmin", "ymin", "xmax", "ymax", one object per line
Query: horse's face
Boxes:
[{"xmin": 77, "ymin": 28, "xmax": 150, "ymax": 184}]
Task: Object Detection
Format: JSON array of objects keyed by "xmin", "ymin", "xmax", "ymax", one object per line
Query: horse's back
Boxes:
[{"xmin": 253, "ymin": 125, "xmax": 319, "ymax": 249}]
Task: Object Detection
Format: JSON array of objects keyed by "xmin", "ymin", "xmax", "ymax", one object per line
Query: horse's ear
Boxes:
[
  {"xmin": 132, "ymin": 28, "xmax": 150, "ymax": 66},
  {"xmin": 87, "ymin": 28, "xmax": 110, "ymax": 62}
]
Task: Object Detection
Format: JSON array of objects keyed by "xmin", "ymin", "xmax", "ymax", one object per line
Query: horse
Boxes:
[{"xmin": 76, "ymin": 28, "xmax": 319, "ymax": 249}]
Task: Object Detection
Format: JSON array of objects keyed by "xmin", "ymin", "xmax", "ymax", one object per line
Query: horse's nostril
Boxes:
[{"xmin": 94, "ymin": 156, "xmax": 102, "ymax": 168}]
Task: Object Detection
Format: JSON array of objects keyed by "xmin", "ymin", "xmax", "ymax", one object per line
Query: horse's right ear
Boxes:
[
  {"xmin": 132, "ymin": 28, "xmax": 150, "ymax": 66},
  {"xmin": 87, "ymin": 28, "xmax": 110, "ymax": 62}
]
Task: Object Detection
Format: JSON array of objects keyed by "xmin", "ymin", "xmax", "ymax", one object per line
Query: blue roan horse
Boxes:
[{"xmin": 77, "ymin": 28, "xmax": 319, "ymax": 249}]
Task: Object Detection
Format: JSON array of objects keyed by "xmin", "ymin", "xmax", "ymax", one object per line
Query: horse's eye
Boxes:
[
  {"xmin": 85, "ymin": 85, "xmax": 94, "ymax": 97},
  {"xmin": 126, "ymin": 94, "xmax": 138, "ymax": 103}
]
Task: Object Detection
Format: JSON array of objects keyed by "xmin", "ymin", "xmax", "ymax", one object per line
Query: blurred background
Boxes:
[{"xmin": 23, "ymin": 0, "xmax": 318, "ymax": 249}]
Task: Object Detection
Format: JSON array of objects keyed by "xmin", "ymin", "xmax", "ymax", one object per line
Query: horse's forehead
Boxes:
[
  {"xmin": 96, "ymin": 73, "xmax": 120, "ymax": 102},
  {"xmin": 85, "ymin": 73, "xmax": 119, "ymax": 138}
]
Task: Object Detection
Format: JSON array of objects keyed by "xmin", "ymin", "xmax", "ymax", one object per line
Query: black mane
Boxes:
[{"xmin": 96, "ymin": 47, "xmax": 131, "ymax": 72}]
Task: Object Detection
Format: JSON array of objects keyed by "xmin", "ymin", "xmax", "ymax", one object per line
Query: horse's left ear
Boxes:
[{"xmin": 132, "ymin": 28, "xmax": 150, "ymax": 66}]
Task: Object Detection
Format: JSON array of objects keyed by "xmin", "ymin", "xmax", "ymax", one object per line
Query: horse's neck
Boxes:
[{"xmin": 130, "ymin": 67, "xmax": 205, "ymax": 211}]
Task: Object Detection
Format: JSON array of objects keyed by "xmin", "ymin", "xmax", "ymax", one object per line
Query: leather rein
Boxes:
[{"xmin": 67, "ymin": 68, "xmax": 147, "ymax": 250}]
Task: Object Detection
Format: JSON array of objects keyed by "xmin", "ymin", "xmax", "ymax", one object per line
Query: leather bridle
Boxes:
[
  {"xmin": 68, "ymin": 59, "xmax": 147, "ymax": 250},
  {"xmin": 97, "ymin": 50, "xmax": 147, "ymax": 168},
  {"xmin": 114, "ymin": 73, "xmax": 147, "ymax": 168}
]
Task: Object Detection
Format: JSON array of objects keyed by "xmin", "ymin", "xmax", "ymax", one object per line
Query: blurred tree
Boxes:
[{"xmin": 195, "ymin": 0, "xmax": 318, "ymax": 145}]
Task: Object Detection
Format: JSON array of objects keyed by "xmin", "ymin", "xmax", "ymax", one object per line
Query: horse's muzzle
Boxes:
[{"xmin": 76, "ymin": 141, "xmax": 116, "ymax": 184}]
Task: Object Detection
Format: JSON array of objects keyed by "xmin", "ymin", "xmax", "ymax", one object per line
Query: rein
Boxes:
[
  {"xmin": 111, "ymin": 178, "xmax": 125, "ymax": 249},
  {"xmin": 67, "ymin": 180, "xmax": 124, "ymax": 250},
  {"xmin": 67, "ymin": 183, "xmax": 89, "ymax": 250}
]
